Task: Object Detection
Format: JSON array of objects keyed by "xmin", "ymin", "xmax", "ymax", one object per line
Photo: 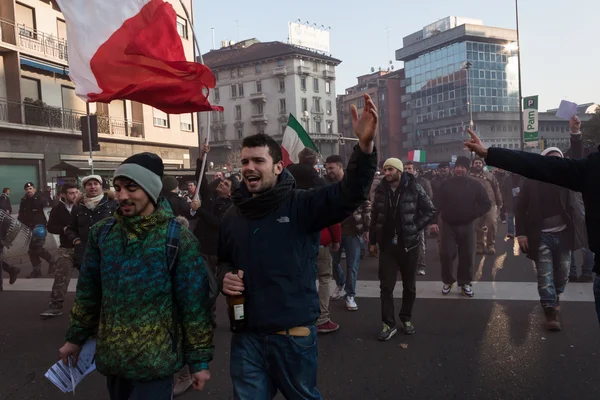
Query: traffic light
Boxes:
[{"xmin": 81, "ymin": 115, "xmax": 100, "ymax": 152}]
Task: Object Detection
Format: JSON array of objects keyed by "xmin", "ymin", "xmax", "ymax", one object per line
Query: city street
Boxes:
[{"xmin": 1, "ymin": 225, "xmax": 598, "ymax": 400}]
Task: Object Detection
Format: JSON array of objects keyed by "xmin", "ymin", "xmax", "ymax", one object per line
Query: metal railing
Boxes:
[
  {"xmin": 0, "ymin": 98, "xmax": 144, "ymax": 138},
  {"xmin": 0, "ymin": 18, "xmax": 68, "ymax": 62}
]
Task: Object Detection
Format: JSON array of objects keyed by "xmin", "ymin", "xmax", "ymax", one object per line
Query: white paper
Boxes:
[
  {"xmin": 556, "ymin": 100, "xmax": 578, "ymax": 120},
  {"xmin": 512, "ymin": 187, "xmax": 520, "ymax": 197},
  {"xmin": 45, "ymin": 339, "xmax": 97, "ymax": 394}
]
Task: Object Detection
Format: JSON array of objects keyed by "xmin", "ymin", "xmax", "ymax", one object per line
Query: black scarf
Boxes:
[{"xmin": 232, "ymin": 170, "xmax": 295, "ymax": 219}]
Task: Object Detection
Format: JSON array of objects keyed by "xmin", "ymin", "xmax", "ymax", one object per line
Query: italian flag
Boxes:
[
  {"xmin": 281, "ymin": 114, "xmax": 318, "ymax": 167},
  {"xmin": 408, "ymin": 150, "xmax": 426, "ymax": 162},
  {"xmin": 55, "ymin": 0, "xmax": 221, "ymax": 114}
]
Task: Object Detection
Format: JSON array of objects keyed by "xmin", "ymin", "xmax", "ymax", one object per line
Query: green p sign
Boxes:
[{"xmin": 523, "ymin": 95, "xmax": 539, "ymax": 146}]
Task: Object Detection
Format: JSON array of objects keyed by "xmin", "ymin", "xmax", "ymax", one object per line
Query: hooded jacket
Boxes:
[
  {"xmin": 66, "ymin": 198, "xmax": 213, "ymax": 380},
  {"xmin": 369, "ymin": 173, "xmax": 436, "ymax": 250},
  {"xmin": 217, "ymin": 145, "xmax": 377, "ymax": 332}
]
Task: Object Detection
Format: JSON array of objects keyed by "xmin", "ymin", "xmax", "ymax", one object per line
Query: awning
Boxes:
[
  {"xmin": 49, "ymin": 161, "xmax": 122, "ymax": 172},
  {"xmin": 20, "ymin": 56, "xmax": 69, "ymax": 76}
]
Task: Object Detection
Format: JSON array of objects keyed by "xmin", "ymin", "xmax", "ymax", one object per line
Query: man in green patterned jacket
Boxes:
[{"xmin": 59, "ymin": 153, "xmax": 213, "ymax": 400}]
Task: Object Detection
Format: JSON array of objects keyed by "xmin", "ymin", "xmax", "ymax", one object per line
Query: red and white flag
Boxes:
[{"xmin": 56, "ymin": 0, "xmax": 222, "ymax": 114}]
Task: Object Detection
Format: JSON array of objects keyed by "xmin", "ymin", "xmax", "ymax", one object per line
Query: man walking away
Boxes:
[
  {"xmin": 288, "ymin": 148, "xmax": 342, "ymax": 334},
  {"xmin": 325, "ymin": 154, "xmax": 371, "ymax": 310},
  {"xmin": 0, "ymin": 187, "xmax": 20, "ymax": 291},
  {"xmin": 369, "ymin": 158, "xmax": 435, "ymax": 340},
  {"xmin": 40, "ymin": 184, "xmax": 79, "ymax": 317},
  {"xmin": 516, "ymin": 147, "xmax": 587, "ymax": 331},
  {"xmin": 470, "ymin": 158, "xmax": 503, "ymax": 255},
  {"xmin": 18, "ymin": 182, "xmax": 56, "ymax": 278},
  {"xmin": 219, "ymin": 94, "xmax": 378, "ymax": 399},
  {"xmin": 430, "ymin": 156, "xmax": 491, "ymax": 297},
  {"xmin": 404, "ymin": 161, "xmax": 433, "ymax": 276},
  {"xmin": 59, "ymin": 153, "xmax": 213, "ymax": 399},
  {"xmin": 161, "ymin": 176, "xmax": 191, "ymax": 218},
  {"xmin": 65, "ymin": 175, "xmax": 118, "ymax": 270}
]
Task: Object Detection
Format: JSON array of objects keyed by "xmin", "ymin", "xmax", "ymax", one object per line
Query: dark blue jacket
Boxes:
[{"xmin": 218, "ymin": 146, "xmax": 377, "ymax": 332}]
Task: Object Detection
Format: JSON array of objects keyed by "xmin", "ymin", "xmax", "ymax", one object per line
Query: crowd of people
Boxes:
[{"xmin": 0, "ymin": 94, "xmax": 597, "ymax": 399}]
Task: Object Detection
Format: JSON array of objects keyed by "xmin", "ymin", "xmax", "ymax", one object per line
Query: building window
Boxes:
[
  {"xmin": 230, "ymin": 69, "xmax": 236, "ymax": 78},
  {"xmin": 313, "ymin": 78, "xmax": 319, "ymax": 92},
  {"xmin": 426, "ymin": 96, "xmax": 432, "ymax": 105},
  {"xmin": 449, "ymin": 91, "xmax": 455, "ymax": 100},
  {"xmin": 438, "ymin": 110, "xmax": 445, "ymax": 118},
  {"xmin": 214, "ymin": 87, "xmax": 220, "ymax": 102},
  {"xmin": 326, "ymin": 100, "xmax": 332, "ymax": 115},
  {"xmin": 235, "ymin": 105, "xmax": 242, "ymax": 120},
  {"xmin": 327, "ymin": 121, "xmax": 333, "ymax": 134},
  {"xmin": 16, "ymin": 3, "xmax": 35, "ymax": 38},
  {"xmin": 301, "ymin": 98, "xmax": 308, "ymax": 112},
  {"xmin": 502, "ymin": 72, "xmax": 507, "ymax": 80},
  {"xmin": 180, "ymin": 113, "xmax": 193, "ymax": 132},
  {"xmin": 479, "ymin": 70, "xmax": 485, "ymax": 79},
  {"xmin": 237, "ymin": 129, "xmax": 243, "ymax": 139},
  {"xmin": 237, "ymin": 67, "xmax": 243, "ymax": 77},
  {"xmin": 153, "ymin": 108, "xmax": 169, "ymax": 128},
  {"xmin": 313, "ymin": 61, "xmax": 319, "ymax": 72},
  {"xmin": 257, "ymin": 103, "xmax": 264, "ymax": 114},
  {"xmin": 437, "ymin": 94, "xmax": 443, "ymax": 103},
  {"xmin": 492, "ymin": 105, "xmax": 499, "ymax": 111},
  {"xmin": 481, "ymin": 105, "xmax": 487, "ymax": 111},
  {"xmin": 479, "ymin": 88, "xmax": 486, "ymax": 96},
  {"xmin": 301, "ymin": 77, "xmax": 307, "ymax": 90},
  {"xmin": 491, "ymin": 89, "xmax": 497, "ymax": 97},
  {"xmin": 255, "ymin": 64, "xmax": 261, "ymax": 73},
  {"xmin": 280, "ymin": 99, "xmax": 286, "ymax": 114},
  {"xmin": 277, "ymin": 59, "xmax": 284, "ymax": 67},
  {"xmin": 416, "ymin": 98, "xmax": 422, "ymax": 107},
  {"xmin": 231, "ymin": 85, "xmax": 237, "ymax": 98},
  {"xmin": 313, "ymin": 98, "xmax": 321, "ymax": 113},
  {"xmin": 238, "ymin": 83, "xmax": 244, "ymax": 97},
  {"xmin": 491, "ymin": 71, "xmax": 497, "ymax": 80},
  {"xmin": 417, "ymin": 115, "xmax": 423, "ymax": 123},
  {"xmin": 214, "ymin": 71, "xmax": 219, "ymax": 81},
  {"xmin": 176, "ymin": 16, "xmax": 188, "ymax": 39},
  {"xmin": 357, "ymin": 98, "xmax": 364, "ymax": 108},
  {"xmin": 20, "ymin": 76, "xmax": 41, "ymax": 100},
  {"xmin": 325, "ymin": 81, "xmax": 331, "ymax": 94},
  {"xmin": 279, "ymin": 79, "xmax": 286, "ymax": 91},
  {"xmin": 503, "ymin": 89, "xmax": 508, "ymax": 97},
  {"xmin": 315, "ymin": 121, "xmax": 322, "ymax": 133},
  {"xmin": 256, "ymin": 81, "xmax": 262, "ymax": 92}
]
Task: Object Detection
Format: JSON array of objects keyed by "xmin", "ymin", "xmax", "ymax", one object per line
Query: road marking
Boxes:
[{"xmin": 2, "ymin": 279, "xmax": 595, "ymax": 302}]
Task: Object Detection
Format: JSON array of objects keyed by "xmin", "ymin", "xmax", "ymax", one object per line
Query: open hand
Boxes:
[
  {"xmin": 464, "ymin": 128, "xmax": 488, "ymax": 158},
  {"xmin": 430, "ymin": 224, "xmax": 440, "ymax": 234},
  {"xmin": 351, "ymin": 94, "xmax": 378, "ymax": 154},
  {"xmin": 191, "ymin": 370, "xmax": 211, "ymax": 391},
  {"xmin": 570, "ymin": 116, "xmax": 581, "ymax": 134}
]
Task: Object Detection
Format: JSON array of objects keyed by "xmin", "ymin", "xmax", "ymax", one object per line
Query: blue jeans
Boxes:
[
  {"xmin": 569, "ymin": 248, "xmax": 595, "ymax": 277},
  {"xmin": 330, "ymin": 235, "xmax": 361, "ymax": 297},
  {"xmin": 230, "ymin": 326, "xmax": 321, "ymax": 400},
  {"xmin": 507, "ymin": 212, "xmax": 515, "ymax": 236},
  {"xmin": 535, "ymin": 231, "xmax": 571, "ymax": 308},
  {"xmin": 594, "ymin": 275, "xmax": 600, "ymax": 325}
]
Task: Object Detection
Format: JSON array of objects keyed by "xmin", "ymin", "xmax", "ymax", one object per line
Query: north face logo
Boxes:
[{"xmin": 277, "ymin": 216, "xmax": 290, "ymax": 223}]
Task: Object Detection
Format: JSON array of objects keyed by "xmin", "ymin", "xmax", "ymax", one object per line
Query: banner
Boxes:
[{"xmin": 523, "ymin": 95, "xmax": 539, "ymax": 146}]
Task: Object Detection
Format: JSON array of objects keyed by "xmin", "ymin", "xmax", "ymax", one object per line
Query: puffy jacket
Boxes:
[
  {"xmin": 66, "ymin": 194, "xmax": 118, "ymax": 267},
  {"xmin": 217, "ymin": 145, "xmax": 377, "ymax": 332},
  {"xmin": 47, "ymin": 201, "xmax": 75, "ymax": 248},
  {"xmin": 469, "ymin": 170, "xmax": 503, "ymax": 208},
  {"xmin": 18, "ymin": 191, "xmax": 49, "ymax": 228},
  {"xmin": 66, "ymin": 199, "xmax": 213, "ymax": 380},
  {"xmin": 369, "ymin": 173, "xmax": 436, "ymax": 250}
]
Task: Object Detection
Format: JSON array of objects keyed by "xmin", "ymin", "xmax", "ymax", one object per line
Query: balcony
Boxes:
[
  {"xmin": 249, "ymin": 92, "xmax": 267, "ymax": 102},
  {"xmin": 323, "ymin": 70, "xmax": 335, "ymax": 80},
  {"xmin": 272, "ymin": 66, "xmax": 287, "ymax": 76},
  {"xmin": 0, "ymin": 98, "xmax": 144, "ymax": 138},
  {"xmin": 251, "ymin": 114, "xmax": 268, "ymax": 124},
  {"xmin": 0, "ymin": 19, "xmax": 68, "ymax": 65},
  {"xmin": 298, "ymin": 66, "xmax": 311, "ymax": 75}
]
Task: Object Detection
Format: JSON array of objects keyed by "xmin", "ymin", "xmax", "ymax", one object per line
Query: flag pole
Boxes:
[{"xmin": 178, "ymin": 0, "xmax": 211, "ymax": 201}]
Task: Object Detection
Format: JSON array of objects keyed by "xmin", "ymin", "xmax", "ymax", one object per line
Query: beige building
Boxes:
[
  {"xmin": 197, "ymin": 39, "xmax": 341, "ymax": 168},
  {"xmin": 0, "ymin": 0, "xmax": 198, "ymax": 205}
]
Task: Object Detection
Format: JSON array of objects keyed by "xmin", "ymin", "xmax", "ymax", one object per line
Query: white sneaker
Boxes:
[
  {"xmin": 346, "ymin": 296, "xmax": 358, "ymax": 311},
  {"xmin": 461, "ymin": 284, "xmax": 474, "ymax": 298},
  {"xmin": 331, "ymin": 285, "xmax": 344, "ymax": 300},
  {"xmin": 442, "ymin": 283, "xmax": 453, "ymax": 295}
]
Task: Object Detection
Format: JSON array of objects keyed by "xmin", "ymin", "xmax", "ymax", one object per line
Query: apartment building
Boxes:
[
  {"xmin": 0, "ymin": 0, "xmax": 198, "ymax": 206},
  {"xmin": 197, "ymin": 39, "xmax": 341, "ymax": 168}
]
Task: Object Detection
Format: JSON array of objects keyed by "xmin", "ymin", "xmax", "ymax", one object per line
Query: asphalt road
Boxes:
[{"xmin": 1, "ymin": 225, "xmax": 598, "ymax": 400}]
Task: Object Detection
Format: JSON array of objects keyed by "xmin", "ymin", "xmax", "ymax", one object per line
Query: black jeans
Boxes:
[
  {"xmin": 440, "ymin": 220, "xmax": 476, "ymax": 286},
  {"xmin": 28, "ymin": 236, "xmax": 53, "ymax": 269},
  {"xmin": 107, "ymin": 376, "xmax": 174, "ymax": 400},
  {"xmin": 379, "ymin": 244, "xmax": 418, "ymax": 327}
]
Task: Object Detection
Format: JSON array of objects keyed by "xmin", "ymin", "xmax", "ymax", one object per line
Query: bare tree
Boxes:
[{"xmin": 226, "ymin": 150, "xmax": 242, "ymax": 171}]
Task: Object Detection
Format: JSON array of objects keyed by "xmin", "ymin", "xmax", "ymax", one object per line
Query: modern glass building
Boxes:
[{"xmin": 396, "ymin": 17, "xmax": 519, "ymax": 161}]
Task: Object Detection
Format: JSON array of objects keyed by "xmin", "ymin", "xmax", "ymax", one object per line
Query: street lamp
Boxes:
[{"xmin": 515, "ymin": 0, "xmax": 524, "ymax": 151}]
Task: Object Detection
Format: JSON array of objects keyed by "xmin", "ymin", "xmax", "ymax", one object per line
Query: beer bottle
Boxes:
[{"xmin": 228, "ymin": 270, "xmax": 246, "ymax": 332}]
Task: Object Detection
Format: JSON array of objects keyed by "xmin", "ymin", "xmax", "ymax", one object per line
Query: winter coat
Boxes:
[
  {"xmin": 163, "ymin": 191, "xmax": 191, "ymax": 218},
  {"xmin": 415, "ymin": 174, "xmax": 433, "ymax": 199},
  {"xmin": 469, "ymin": 170, "xmax": 503, "ymax": 208},
  {"xmin": 217, "ymin": 145, "xmax": 377, "ymax": 333},
  {"xmin": 47, "ymin": 201, "xmax": 75, "ymax": 248},
  {"xmin": 0, "ymin": 193, "xmax": 11, "ymax": 214},
  {"xmin": 66, "ymin": 194, "xmax": 118, "ymax": 267},
  {"xmin": 436, "ymin": 176, "xmax": 491, "ymax": 226},
  {"xmin": 485, "ymin": 133, "xmax": 600, "ymax": 273},
  {"xmin": 369, "ymin": 173, "xmax": 436, "ymax": 250},
  {"xmin": 66, "ymin": 198, "xmax": 214, "ymax": 380},
  {"xmin": 18, "ymin": 191, "xmax": 49, "ymax": 228},
  {"xmin": 516, "ymin": 178, "xmax": 587, "ymax": 262}
]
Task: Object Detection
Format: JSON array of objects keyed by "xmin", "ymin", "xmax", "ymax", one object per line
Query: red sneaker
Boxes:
[{"xmin": 317, "ymin": 321, "xmax": 340, "ymax": 334}]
